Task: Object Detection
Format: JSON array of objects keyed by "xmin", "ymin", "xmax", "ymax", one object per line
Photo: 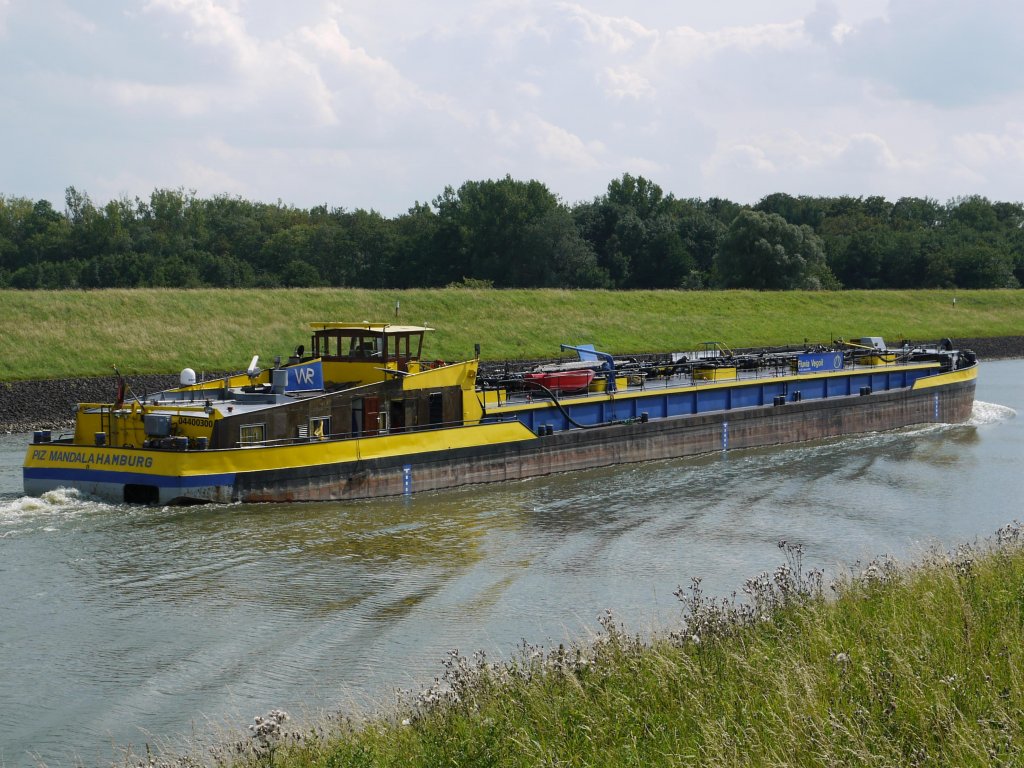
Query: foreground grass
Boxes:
[
  {"xmin": 2, "ymin": 288, "xmax": 1021, "ymax": 380},
  {"xmin": 196, "ymin": 528, "xmax": 1024, "ymax": 768}
]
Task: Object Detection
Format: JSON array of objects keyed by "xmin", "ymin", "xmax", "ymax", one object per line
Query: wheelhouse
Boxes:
[{"xmin": 307, "ymin": 323, "xmax": 431, "ymax": 371}]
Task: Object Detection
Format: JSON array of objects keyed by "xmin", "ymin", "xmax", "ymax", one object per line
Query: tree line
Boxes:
[{"xmin": 1, "ymin": 175, "xmax": 1022, "ymax": 291}]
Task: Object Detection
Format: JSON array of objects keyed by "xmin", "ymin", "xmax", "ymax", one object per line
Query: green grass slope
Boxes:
[
  {"xmin": 191, "ymin": 530, "xmax": 1024, "ymax": 768},
  {"xmin": 1, "ymin": 288, "xmax": 1020, "ymax": 380}
]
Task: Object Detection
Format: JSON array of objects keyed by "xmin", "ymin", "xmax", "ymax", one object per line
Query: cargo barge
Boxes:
[{"xmin": 22, "ymin": 323, "xmax": 978, "ymax": 505}]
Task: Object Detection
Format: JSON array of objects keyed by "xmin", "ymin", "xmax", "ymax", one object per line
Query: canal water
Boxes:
[{"xmin": 1, "ymin": 360, "xmax": 1020, "ymax": 767}]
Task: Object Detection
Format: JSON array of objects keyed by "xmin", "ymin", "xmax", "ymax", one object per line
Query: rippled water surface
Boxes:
[{"xmin": 1, "ymin": 361, "xmax": 1021, "ymax": 766}]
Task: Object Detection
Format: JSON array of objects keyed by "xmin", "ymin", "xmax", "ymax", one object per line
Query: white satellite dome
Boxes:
[{"xmin": 180, "ymin": 367, "xmax": 197, "ymax": 386}]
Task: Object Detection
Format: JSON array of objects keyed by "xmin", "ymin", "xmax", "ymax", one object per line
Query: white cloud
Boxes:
[
  {"xmin": 953, "ymin": 127, "xmax": 1024, "ymax": 167},
  {"xmin": 702, "ymin": 130, "xmax": 925, "ymax": 203},
  {"xmin": 836, "ymin": 133, "xmax": 899, "ymax": 171},
  {"xmin": 139, "ymin": 0, "xmax": 340, "ymax": 126},
  {"xmin": 532, "ymin": 117, "xmax": 606, "ymax": 169},
  {"xmin": 600, "ymin": 67, "xmax": 655, "ymax": 100},
  {"xmin": 289, "ymin": 16, "xmax": 448, "ymax": 117},
  {"xmin": 484, "ymin": 111, "xmax": 604, "ymax": 169},
  {"xmin": 101, "ymin": 80, "xmax": 217, "ymax": 117},
  {"xmin": 144, "ymin": 0, "xmax": 254, "ymax": 63},
  {"xmin": 177, "ymin": 156, "xmax": 248, "ymax": 195},
  {"xmin": 514, "ymin": 81, "xmax": 542, "ymax": 99},
  {"xmin": 1, "ymin": 1, "xmax": 1024, "ymax": 214},
  {"xmin": 557, "ymin": 2, "xmax": 655, "ymax": 53},
  {"xmin": 803, "ymin": 0, "xmax": 839, "ymax": 43},
  {"xmin": 705, "ymin": 144, "xmax": 778, "ymax": 175},
  {"xmin": 838, "ymin": 0, "xmax": 1024, "ymax": 107},
  {"xmin": 55, "ymin": 3, "xmax": 98, "ymax": 34}
]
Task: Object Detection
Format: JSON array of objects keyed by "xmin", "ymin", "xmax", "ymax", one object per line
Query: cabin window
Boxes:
[
  {"xmin": 239, "ymin": 423, "xmax": 266, "ymax": 446},
  {"xmin": 428, "ymin": 392, "xmax": 444, "ymax": 426},
  {"xmin": 389, "ymin": 400, "xmax": 405, "ymax": 433},
  {"xmin": 310, "ymin": 416, "xmax": 331, "ymax": 439}
]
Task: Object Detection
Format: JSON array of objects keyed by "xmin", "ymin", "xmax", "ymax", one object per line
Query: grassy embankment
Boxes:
[
  {"xmin": 209, "ymin": 530, "xmax": 1024, "ymax": 768},
  {"xmin": 2, "ymin": 288, "xmax": 1022, "ymax": 380}
]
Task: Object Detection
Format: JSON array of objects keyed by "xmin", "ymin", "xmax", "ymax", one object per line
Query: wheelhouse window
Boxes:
[
  {"xmin": 348, "ymin": 335, "xmax": 383, "ymax": 358},
  {"xmin": 239, "ymin": 423, "xmax": 266, "ymax": 446},
  {"xmin": 310, "ymin": 325, "xmax": 428, "ymax": 363}
]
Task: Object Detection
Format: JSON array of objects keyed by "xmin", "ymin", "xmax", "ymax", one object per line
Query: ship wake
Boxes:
[
  {"xmin": 0, "ymin": 487, "xmax": 118, "ymax": 534},
  {"xmin": 969, "ymin": 400, "xmax": 1016, "ymax": 426}
]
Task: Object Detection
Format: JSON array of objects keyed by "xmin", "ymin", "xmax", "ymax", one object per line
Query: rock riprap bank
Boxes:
[{"xmin": 2, "ymin": 374, "xmax": 188, "ymax": 434}]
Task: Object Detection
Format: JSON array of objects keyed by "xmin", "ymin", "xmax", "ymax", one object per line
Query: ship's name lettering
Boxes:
[{"xmin": 47, "ymin": 449, "xmax": 154, "ymax": 468}]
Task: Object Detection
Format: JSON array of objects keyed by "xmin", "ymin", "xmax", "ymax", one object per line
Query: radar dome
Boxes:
[{"xmin": 180, "ymin": 368, "xmax": 197, "ymax": 386}]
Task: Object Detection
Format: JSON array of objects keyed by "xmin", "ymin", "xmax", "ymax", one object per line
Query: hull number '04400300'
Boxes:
[{"xmin": 176, "ymin": 416, "xmax": 212, "ymax": 428}]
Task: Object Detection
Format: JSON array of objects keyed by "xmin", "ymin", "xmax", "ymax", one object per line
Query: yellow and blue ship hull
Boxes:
[{"xmin": 23, "ymin": 364, "xmax": 977, "ymax": 505}]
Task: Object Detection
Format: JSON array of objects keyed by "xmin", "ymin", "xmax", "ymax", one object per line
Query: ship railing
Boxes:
[
  {"xmin": 231, "ymin": 417, "xmax": 492, "ymax": 449},
  {"xmin": 493, "ymin": 351, "xmax": 928, "ymax": 404},
  {"xmin": 32, "ymin": 431, "xmax": 75, "ymax": 445}
]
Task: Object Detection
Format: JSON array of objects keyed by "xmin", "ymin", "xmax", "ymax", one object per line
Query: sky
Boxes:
[{"xmin": 2, "ymin": 0, "xmax": 1023, "ymax": 216}]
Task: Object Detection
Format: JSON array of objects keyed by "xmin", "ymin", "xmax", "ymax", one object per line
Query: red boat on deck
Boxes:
[{"xmin": 524, "ymin": 368, "xmax": 595, "ymax": 394}]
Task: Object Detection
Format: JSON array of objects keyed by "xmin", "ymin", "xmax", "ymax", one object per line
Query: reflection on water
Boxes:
[
  {"xmin": 83, "ymin": 497, "xmax": 514, "ymax": 619},
  {"xmin": 0, "ymin": 363, "xmax": 1020, "ymax": 767}
]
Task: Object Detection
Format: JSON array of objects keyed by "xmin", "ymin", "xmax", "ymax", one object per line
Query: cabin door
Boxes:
[{"xmin": 363, "ymin": 396, "xmax": 380, "ymax": 436}]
